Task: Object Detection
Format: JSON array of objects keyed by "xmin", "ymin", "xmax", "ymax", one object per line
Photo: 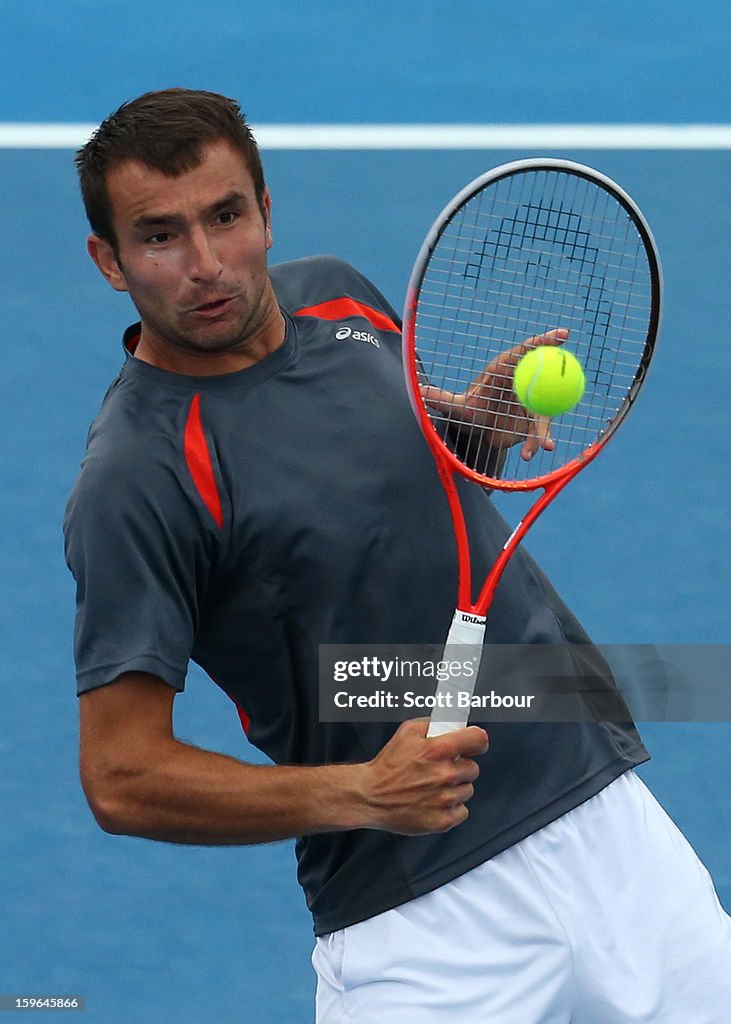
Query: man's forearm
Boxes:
[
  {"xmin": 84, "ymin": 719, "xmax": 489, "ymax": 844},
  {"xmin": 450, "ymin": 426, "xmax": 507, "ymax": 479},
  {"xmin": 90, "ymin": 738, "xmax": 369, "ymax": 844}
]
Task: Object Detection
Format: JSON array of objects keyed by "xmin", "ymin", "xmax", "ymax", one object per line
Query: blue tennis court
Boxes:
[{"xmin": 1, "ymin": 2, "xmax": 729, "ymax": 1020}]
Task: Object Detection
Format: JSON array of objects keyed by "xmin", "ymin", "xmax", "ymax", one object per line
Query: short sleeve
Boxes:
[{"xmin": 64, "ymin": 442, "xmax": 218, "ymax": 696}]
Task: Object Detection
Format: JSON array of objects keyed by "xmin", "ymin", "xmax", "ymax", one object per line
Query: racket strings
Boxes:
[{"xmin": 413, "ymin": 168, "xmax": 654, "ymax": 483}]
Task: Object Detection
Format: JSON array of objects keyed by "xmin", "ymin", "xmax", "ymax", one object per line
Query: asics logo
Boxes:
[{"xmin": 335, "ymin": 325, "xmax": 381, "ymax": 348}]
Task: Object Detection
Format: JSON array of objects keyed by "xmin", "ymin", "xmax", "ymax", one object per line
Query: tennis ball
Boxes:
[{"xmin": 513, "ymin": 346, "xmax": 585, "ymax": 417}]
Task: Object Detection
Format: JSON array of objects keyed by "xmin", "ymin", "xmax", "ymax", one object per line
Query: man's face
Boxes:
[{"xmin": 94, "ymin": 140, "xmax": 275, "ymax": 362}]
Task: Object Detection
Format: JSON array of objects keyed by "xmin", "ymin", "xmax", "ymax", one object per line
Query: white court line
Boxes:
[{"xmin": 1, "ymin": 123, "xmax": 731, "ymax": 150}]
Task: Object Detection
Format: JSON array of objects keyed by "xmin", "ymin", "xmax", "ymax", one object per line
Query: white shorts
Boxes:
[{"xmin": 312, "ymin": 770, "xmax": 731, "ymax": 1023}]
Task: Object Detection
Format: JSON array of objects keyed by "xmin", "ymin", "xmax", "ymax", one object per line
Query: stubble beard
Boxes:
[{"xmin": 140, "ymin": 275, "xmax": 272, "ymax": 359}]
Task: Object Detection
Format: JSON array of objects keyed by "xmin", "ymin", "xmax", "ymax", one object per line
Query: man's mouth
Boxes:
[{"xmin": 189, "ymin": 296, "xmax": 236, "ymax": 317}]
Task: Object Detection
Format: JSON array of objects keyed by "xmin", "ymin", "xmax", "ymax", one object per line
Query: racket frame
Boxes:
[{"xmin": 403, "ymin": 157, "xmax": 661, "ymax": 618}]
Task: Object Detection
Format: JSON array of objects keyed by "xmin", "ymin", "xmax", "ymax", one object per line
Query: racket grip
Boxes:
[{"xmin": 426, "ymin": 610, "xmax": 486, "ymax": 737}]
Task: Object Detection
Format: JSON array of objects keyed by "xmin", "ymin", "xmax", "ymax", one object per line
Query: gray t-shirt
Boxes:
[{"xmin": 64, "ymin": 256, "xmax": 648, "ymax": 935}]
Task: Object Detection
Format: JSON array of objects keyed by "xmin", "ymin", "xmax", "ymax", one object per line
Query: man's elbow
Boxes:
[{"xmin": 81, "ymin": 769, "xmax": 140, "ymax": 836}]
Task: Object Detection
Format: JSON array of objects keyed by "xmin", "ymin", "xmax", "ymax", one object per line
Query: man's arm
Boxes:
[{"xmin": 80, "ymin": 672, "xmax": 488, "ymax": 843}]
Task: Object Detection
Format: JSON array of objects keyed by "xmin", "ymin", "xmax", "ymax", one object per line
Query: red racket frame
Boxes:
[{"xmin": 402, "ymin": 158, "xmax": 661, "ymax": 622}]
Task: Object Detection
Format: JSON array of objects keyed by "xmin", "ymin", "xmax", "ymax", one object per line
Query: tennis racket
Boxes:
[{"xmin": 402, "ymin": 158, "xmax": 661, "ymax": 736}]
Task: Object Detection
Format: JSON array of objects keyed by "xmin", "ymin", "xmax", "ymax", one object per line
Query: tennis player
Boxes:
[{"xmin": 65, "ymin": 89, "xmax": 731, "ymax": 1023}]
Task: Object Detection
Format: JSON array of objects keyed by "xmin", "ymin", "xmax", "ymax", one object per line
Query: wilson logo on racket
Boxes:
[
  {"xmin": 334, "ymin": 325, "xmax": 381, "ymax": 348},
  {"xmin": 459, "ymin": 612, "xmax": 485, "ymax": 626}
]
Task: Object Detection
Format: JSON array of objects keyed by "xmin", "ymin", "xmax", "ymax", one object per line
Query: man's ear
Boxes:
[
  {"xmin": 87, "ymin": 234, "xmax": 129, "ymax": 293},
  {"xmin": 263, "ymin": 188, "xmax": 273, "ymax": 251}
]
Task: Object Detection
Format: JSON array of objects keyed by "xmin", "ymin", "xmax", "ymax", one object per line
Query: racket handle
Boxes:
[{"xmin": 426, "ymin": 610, "xmax": 486, "ymax": 737}]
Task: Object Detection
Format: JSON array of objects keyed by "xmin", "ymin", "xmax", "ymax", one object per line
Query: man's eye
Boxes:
[
  {"xmin": 147, "ymin": 232, "xmax": 171, "ymax": 244},
  {"xmin": 218, "ymin": 211, "xmax": 237, "ymax": 225}
]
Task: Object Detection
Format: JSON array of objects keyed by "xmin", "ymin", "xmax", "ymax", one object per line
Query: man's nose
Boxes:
[{"xmin": 186, "ymin": 227, "xmax": 223, "ymax": 283}]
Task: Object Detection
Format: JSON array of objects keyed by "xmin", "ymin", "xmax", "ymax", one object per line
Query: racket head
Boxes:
[{"xmin": 403, "ymin": 158, "xmax": 662, "ymax": 491}]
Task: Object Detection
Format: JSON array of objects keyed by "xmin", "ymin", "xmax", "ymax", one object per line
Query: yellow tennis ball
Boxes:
[{"xmin": 513, "ymin": 346, "xmax": 585, "ymax": 417}]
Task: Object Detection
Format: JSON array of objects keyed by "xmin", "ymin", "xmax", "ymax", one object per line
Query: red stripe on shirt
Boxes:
[
  {"xmin": 294, "ymin": 297, "xmax": 400, "ymax": 334},
  {"xmin": 208, "ymin": 674, "xmax": 251, "ymax": 735},
  {"xmin": 223, "ymin": 687, "xmax": 251, "ymax": 734},
  {"xmin": 234, "ymin": 702, "xmax": 251, "ymax": 734},
  {"xmin": 183, "ymin": 393, "xmax": 224, "ymax": 529}
]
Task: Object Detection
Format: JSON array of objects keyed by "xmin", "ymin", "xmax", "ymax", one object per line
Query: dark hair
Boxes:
[{"xmin": 75, "ymin": 88, "xmax": 266, "ymax": 249}]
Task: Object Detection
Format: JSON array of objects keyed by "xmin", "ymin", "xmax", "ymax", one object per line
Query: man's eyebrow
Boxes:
[
  {"xmin": 132, "ymin": 191, "xmax": 250, "ymax": 231},
  {"xmin": 204, "ymin": 190, "xmax": 249, "ymax": 217},
  {"xmin": 132, "ymin": 210, "xmax": 183, "ymax": 230}
]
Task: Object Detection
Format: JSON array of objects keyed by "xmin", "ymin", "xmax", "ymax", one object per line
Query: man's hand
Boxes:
[
  {"xmin": 359, "ymin": 719, "xmax": 489, "ymax": 835},
  {"xmin": 420, "ymin": 328, "xmax": 568, "ymax": 463}
]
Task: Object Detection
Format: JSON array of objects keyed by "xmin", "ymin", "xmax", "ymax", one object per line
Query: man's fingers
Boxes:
[
  {"xmin": 507, "ymin": 327, "xmax": 569, "ymax": 369},
  {"xmin": 429, "ymin": 725, "xmax": 489, "ymax": 758},
  {"xmin": 520, "ymin": 415, "xmax": 555, "ymax": 461},
  {"xmin": 420, "ymin": 384, "xmax": 461, "ymax": 413},
  {"xmin": 524, "ymin": 327, "xmax": 569, "ymax": 351}
]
